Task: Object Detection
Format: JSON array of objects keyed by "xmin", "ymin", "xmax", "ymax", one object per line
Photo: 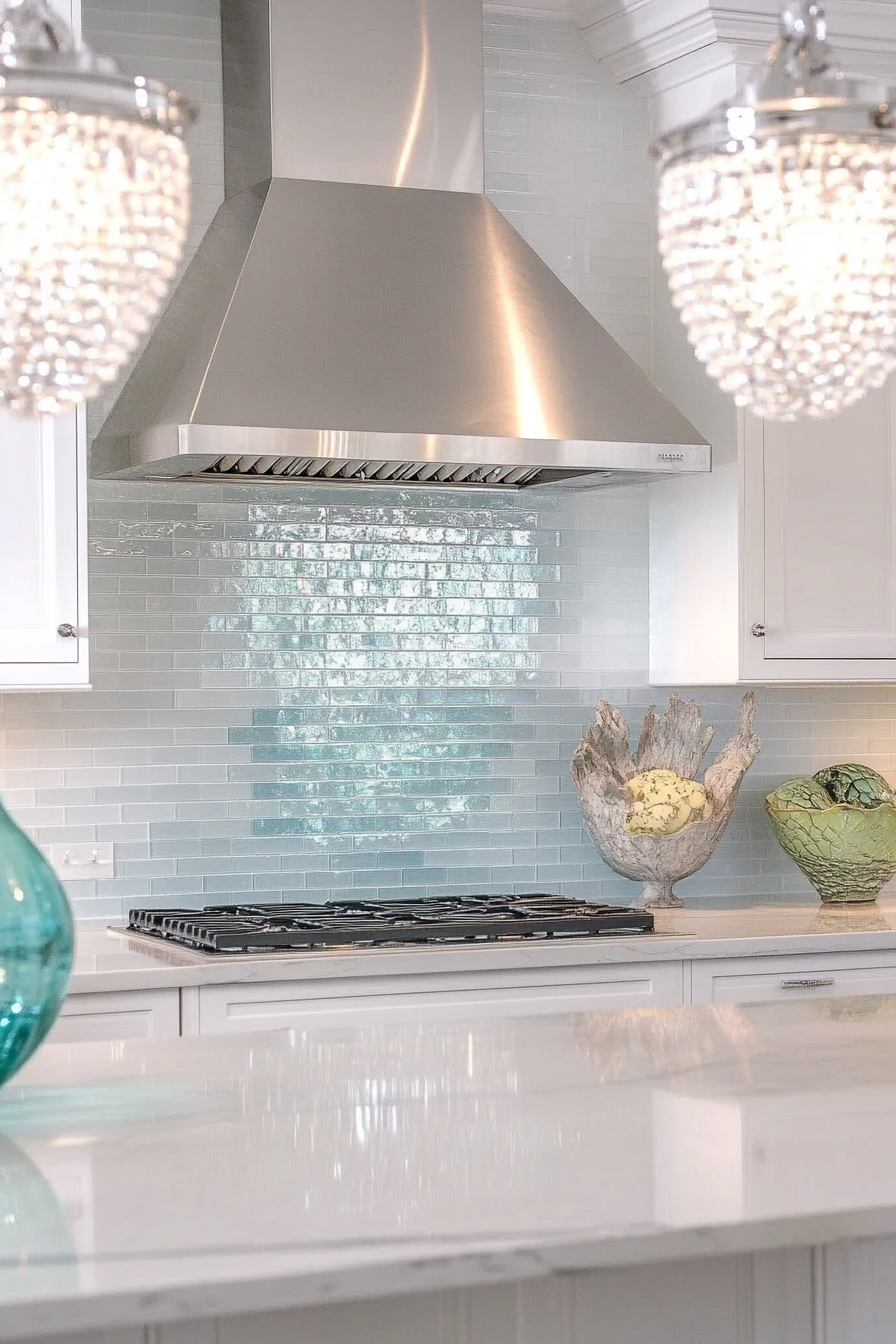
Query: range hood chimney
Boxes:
[{"xmin": 90, "ymin": 0, "xmax": 710, "ymax": 490}]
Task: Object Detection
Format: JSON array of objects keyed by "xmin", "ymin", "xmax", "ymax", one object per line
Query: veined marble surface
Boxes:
[
  {"xmin": 67, "ymin": 900, "xmax": 896, "ymax": 994},
  {"xmin": 6, "ymin": 999, "xmax": 896, "ymax": 1337}
]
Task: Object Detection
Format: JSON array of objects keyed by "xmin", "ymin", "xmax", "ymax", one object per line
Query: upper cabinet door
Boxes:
[
  {"xmin": 0, "ymin": 410, "xmax": 88, "ymax": 688},
  {"xmin": 650, "ymin": 379, "xmax": 896, "ymax": 686},
  {"xmin": 761, "ymin": 383, "xmax": 896, "ymax": 660},
  {"xmin": 0, "ymin": 0, "xmax": 88, "ymax": 691}
]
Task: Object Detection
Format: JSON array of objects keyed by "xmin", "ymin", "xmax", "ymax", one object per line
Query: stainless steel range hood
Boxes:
[{"xmin": 91, "ymin": 0, "xmax": 709, "ymax": 490}]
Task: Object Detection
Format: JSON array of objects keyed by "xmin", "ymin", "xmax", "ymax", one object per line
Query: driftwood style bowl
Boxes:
[{"xmin": 571, "ymin": 693, "xmax": 760, "ymax": 909}]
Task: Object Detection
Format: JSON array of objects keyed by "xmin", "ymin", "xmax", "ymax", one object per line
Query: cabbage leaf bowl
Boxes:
[{"xmin": 766, "ymin": 766, "xmax": 896, "ymax": 904}]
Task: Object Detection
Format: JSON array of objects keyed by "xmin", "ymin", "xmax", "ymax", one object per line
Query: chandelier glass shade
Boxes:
[
  {"xmin": 652, "ymin": 3, "xmax": 896, "ymax": 421},
  {"xmin": 0, "ymin": 0, "xmax": 197, "ymax": 416}
]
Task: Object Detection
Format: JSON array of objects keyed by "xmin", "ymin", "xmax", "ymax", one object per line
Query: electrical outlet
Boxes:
[{"xmin": 47, "ymin": 843, "xmax": 114, "ymax": 883}]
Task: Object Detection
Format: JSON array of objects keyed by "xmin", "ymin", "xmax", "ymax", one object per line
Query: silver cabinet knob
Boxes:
[
  {"xmin": 57, "ymin": 623, "xmax": 77, "ymax": 638},
  {"xmin": 751, "ymin": 623, "xmax": 766, "ymax": 638}
]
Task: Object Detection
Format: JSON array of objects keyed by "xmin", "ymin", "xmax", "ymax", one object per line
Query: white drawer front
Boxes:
[
  {"xmin": 198, "ymin": 962, "xmax": 684, "ymax": 1035},
  {"xmin": 692, "ymin": 953, "xmax": 896, "ymax": 1006},
  {"xmin": 48, "ymin": 989, "xmax": 181, "ymax": 1044}
]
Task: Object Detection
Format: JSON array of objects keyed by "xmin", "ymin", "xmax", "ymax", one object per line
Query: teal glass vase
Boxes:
[{"xmin": 0, "ymin": 802, "xmax": 73, "ymax": 1089}]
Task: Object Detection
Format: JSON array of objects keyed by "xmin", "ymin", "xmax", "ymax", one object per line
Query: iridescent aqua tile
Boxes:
[
  {"xmin": 252, "ymin": 741, "xmax": 515, "ymax": 763},
  {"xmin": 65, "ymin": 478, "xmax": 644, "ymax": 899}
]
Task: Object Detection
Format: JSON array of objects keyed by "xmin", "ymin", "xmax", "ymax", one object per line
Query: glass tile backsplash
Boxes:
[
  {"xmin": 223, "ymin": 496, "xmax": 555, "ymax": 845},
  {"xmin": 4, "ymin": 476, "xmax": 895, "ymax": 918},
  {"xmin": 1, "ymin": 6, "xmax": 890, "ymax": 917},
  {"xmin": 12, "ymin": 479, "xmax": 659, "ymax": 916}
]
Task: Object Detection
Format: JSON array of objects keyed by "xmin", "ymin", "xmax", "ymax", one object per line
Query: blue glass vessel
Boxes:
[{"xmin": 0, "ymin": 802, "xmax": 73, "ymax": 1089}]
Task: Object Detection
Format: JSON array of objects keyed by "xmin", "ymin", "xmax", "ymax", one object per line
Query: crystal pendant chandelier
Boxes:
[
  {"xmin": 652, "ymin": 3, "xmax": 896, "ymax": 421},
  {"xmin": 0, "ymin": 0, "xmax": 197, "ymax": 415}
]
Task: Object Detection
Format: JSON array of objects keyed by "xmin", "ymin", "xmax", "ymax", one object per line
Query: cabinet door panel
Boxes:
[
  {"xmin": 763, "ymin": 383, "xmax": 896, "ymax": 659},
  {"xmin": 692, "ymin": 953, "xmax": 896, "ymax": 1005},
  {"xmin": 48, "ymin": 990, "xmax": 181, "ymax": 1043},
  {"xmin": 198, "ymin": 963, "xmax": 684, "ymax": 1034},
  {"xmin": 0, "ymin": 410, "xmax": 82, "ymax": 667},
  {"xmin": 0, "ymin": 0, "xmax": 87, "ymax": 690}
]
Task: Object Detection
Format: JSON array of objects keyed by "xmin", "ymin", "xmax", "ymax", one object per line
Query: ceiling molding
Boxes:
[
  {"xmin": 577, "ymin": 1, "xmax": 896, "ymax": 91},
  {"xmin": 575, "ymin": 2, "xmax": 718, "ymax": 86},
  {"xmin": 624, "ymin": 39, "xmax": 738, "ymax": 101},
  {"xmin": 482, "ymin": 0, "xmax": 896, "ymax": 102}
]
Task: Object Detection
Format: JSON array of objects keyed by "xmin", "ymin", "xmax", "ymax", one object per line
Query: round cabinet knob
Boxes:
[
  {"xmin": 751, "ymin": 623, "xmax": 766, "ymax": 638},
  {"xmin": 56, "ymin": 623, "xmax": 77, "ymax": 639}
]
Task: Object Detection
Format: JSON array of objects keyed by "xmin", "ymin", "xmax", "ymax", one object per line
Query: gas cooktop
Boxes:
[{"xmin": 127, "ymin": 895, "xmax": 654, "ymax": 955}]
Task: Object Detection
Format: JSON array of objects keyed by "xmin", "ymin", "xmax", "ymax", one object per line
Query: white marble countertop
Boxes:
[
  {"xmin": 6, "ymin": 997, "xmax": 896, "ymax": 1337},
  {"xmin": 68, "ymin": 900, "xmax": 896, "ymax": 994}
]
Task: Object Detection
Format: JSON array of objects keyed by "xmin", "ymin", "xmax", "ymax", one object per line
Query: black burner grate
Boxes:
[{"xmin": 127, "ymin": 895, "xmax": 654, "ymax": 954}]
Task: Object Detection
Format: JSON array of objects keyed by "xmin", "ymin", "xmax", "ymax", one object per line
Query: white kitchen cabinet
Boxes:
[
  {"xmin": 192, "ymin": 961, "xmax": 685, "ymax": 1034},
  {"xmin": 0, "ymin": 0, "xmax": 87, "ymax": 692},
  {"xmin": 47, "ymin": 989, "xmax": 180, "ymax": 1044},
  {"xmin": 55, "ymin": 943, "xmax": 896, "ymax": 1044},
  {"xmin": 0, "ymin": 407, "xmax": 89, "ymax": 689},
  {"xmin": 691, "ymin": 951, "xmax": 896, "ymax": 1006},
  {"xmin": 741, "ymin": 380, "xmax": 896, "ymax": 680},
  {"xmin": 650, "ymin": 355, "xmax": 896, "ymax": 684}
]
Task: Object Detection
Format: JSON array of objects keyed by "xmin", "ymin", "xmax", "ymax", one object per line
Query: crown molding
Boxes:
[
  {"xmin": 626, "ymin": 39, "xmax": 740, "ymax": 103},
  {"xmin": 482, "ymin": 0, "xmax": 896, "ymax": 101},
  {"xmin": 576, "ymin": 2, "xmax": 718, "ymax": 86},
  {"xmin": 578, "ymin": 1, "xmax": 896, "ymax": 91}
]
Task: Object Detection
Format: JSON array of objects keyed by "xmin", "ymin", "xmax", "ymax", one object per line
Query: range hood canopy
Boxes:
[{"xmin": 91, "ymin": 0, "xmax": 709, "ymax": 490}]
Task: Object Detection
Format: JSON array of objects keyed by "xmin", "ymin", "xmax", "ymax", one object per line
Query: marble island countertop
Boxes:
[
  {"xmin": 67, "ymin": 899, "xmax": 896, "ymax": 994},
  {"xmin": 7, "ymin": 997, "xmax": 896, "ymax": 1337}
]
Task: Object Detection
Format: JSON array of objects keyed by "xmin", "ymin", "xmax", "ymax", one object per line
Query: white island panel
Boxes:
[{"xmin": 3, "ymin": 1001, "xmax": 896, "ymax": 1340}]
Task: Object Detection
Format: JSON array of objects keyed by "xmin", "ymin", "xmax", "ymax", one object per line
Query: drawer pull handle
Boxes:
[{"xmin": 779, "ymin": 978, "xmax": 835, "ymax": 990}]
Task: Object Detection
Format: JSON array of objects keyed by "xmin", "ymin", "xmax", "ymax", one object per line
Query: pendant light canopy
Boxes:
[
  {"xmin": 0, "ymin": 0, "xmax": 197, "ymax": 415},
  {"xmin": 652, "ymin": 3, "xmax": 896, "ymax": 421}
]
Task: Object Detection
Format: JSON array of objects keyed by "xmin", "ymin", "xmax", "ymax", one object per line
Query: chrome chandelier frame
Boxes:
[{"xmin": 652, "ymin": 2, "xmax": 896, "ymax": 168}]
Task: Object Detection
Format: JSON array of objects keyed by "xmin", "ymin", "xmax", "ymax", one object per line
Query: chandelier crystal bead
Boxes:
[
  {"xmin": 651, "ymin": 2, "xmax": 896, "ymax": 421},
  {"xmin": 0, "ymin": 0, "xmax": 197, "ymax": 416}
]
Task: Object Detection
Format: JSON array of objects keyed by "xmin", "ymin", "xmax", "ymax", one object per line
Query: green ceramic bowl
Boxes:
[{"xmin": 765, "ymin": 789, "xmax": 896, "ymax": 904}]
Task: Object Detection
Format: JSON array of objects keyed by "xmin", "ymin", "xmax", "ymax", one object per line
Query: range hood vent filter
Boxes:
[{"xmin": 205, "ymin": 455, "xmax": 593, "ymax": 488}]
